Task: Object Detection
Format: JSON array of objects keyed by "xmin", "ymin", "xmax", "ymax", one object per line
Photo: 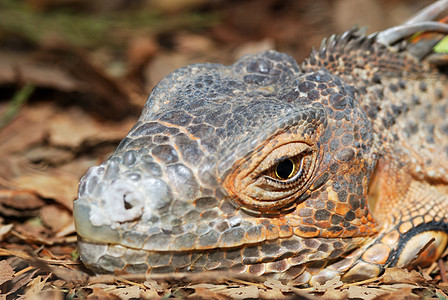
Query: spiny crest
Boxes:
[{"xmin": 301, "ymin": 27, "xmax": 384, "ymax": 72}]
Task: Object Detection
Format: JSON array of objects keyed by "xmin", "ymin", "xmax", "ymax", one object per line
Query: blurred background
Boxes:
[{"xmin": 0, "ymin": 0, "xmax": 434, "ymax": 113}]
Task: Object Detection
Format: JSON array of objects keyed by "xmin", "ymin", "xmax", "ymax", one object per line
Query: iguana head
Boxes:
[{"xmin": 74, "ymin": 50, "xmax": 377, "ymax": 283}]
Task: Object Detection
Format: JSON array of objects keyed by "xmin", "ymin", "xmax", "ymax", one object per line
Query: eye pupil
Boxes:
[{"xmin": 275, "ymin": 159, "xmax": 295, "ymax": 180}]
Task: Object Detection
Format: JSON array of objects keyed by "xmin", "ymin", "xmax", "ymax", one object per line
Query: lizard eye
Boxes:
[
  {"xmin": 274, "ymin": 158, "xmax": 295, "ymax": 180},
  {"xmin": 224, "ymin": 141, "xmax": 319, "ymax": 212},
  {"xmin": 264, "ymin": 153, "xmax": 310, "ymax": 187}
]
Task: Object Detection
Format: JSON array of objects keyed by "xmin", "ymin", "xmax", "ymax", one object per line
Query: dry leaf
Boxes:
[
  {"xmin": 139, "ymin": 286, "xmax": 160, "ymax": 299},
  {"xmin": 0, "ymin": 104, "xmax": 53, "ymax": 155},
  {"xmin": 40, "ymin": 205, "xmax": 72, "ymax": 232},
  {"xmin": 145, "ymin": 53, "xmax": 197, "ymax": 91},
  {"xmin": 381, "ymin": 268, "xmax": 428, "ymax": 284},
  {"xmin": 24, "ymin": 274, "xmax": 51, "ymax": 298},
  {"xmin": 374, "ymin": 287, "xmax": 419, "ymax": 299},
  {"xmin": 220, "ymin": 285, "xmax": 260, "ymax": 300},
  {"xmin": 259, "ymin": 287, "xmax": 289, "ymax": 299},
  {"xmin": 0, "ymin": 224, "xmax": 13, "ymax": 241},
  {"xmin": 3, "ymin": 269, "xmax": 37, "ymax": 297},
  {"xmin": 346, "ymin": 285, "xmax": 389, "ymax": 300},
  {"xmin": 175, "ymin": 33, "xmax": 214, "ymax": 54},
  {"xmin": 0, "ymin": 190, "xmax": 45, "ymax": 210},
  {"xmin": 91, "ymin": 285, "xmax": 122, "ymax": 299},
  {"xmin": 12, "ymin": 171, "xmax": 78, "ymax": 210},
  {"xmin": 0, "ymin": 260, "xmax": 14, "ymax": 285},
  {"xmin": 48, "ymin": 109, "xmax": 110, "ymax": 148},
  {"xmin": 322, "ymin": 287, "xmax": 348, "ymax": 300},
  {"xmin": 192, "ymin": 286, "xmax": 230, "ymax": 300},
  {"xmin": 21, "ymin": 290, "xmax": 64, "ymax": 300},
  {"xmin": 0, "ymin": 156, "xmax": 37, "ymax": 187},
  {"xmin": 313, "ymin": 275, "xmax": 344, "ymax": 292},
  {"xmin": 14, "ymin": 222, "xmax": 53, "ymax": 245},
  {"xmin": 263, "ymin": 278, "xmax": 292, "ymax": 292},
  {"xmin": 110, "ymin": 285, "xmax": 142, "ymax": 300}
]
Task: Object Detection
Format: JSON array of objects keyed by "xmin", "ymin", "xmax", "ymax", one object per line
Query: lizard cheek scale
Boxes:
[{"xmin": 73, "ymin": 1, "xmax": 448, "ymax": 286}]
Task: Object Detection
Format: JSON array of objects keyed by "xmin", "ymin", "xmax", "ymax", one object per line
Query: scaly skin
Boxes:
[{"xmin": 74, "ymin": 14, "xmax": 448, "ymax": 285}]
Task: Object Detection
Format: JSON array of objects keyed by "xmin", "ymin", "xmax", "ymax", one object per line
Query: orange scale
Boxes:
[
  {"xmin": 316, "ymin": 221, "xmax": 332, "ymax": 229},
  {"xmin": 380, "ymin": 230, "xmax": 400, "ymax": 245},
  {"xmin": 361, "ymin": 244, "xmax": 391, "ymax": 265},
  {"xmin": 358, "ymin": 225, "xmax": 367, "ymax": 234},
  {"xmin": 279, "ymin": 224, "xmax": 293, "ymax": 238},
  {"xmin": 335, "ymin": 203, "xmax": 350, "ymax": 215},
  {"xmin": 411, "ymin": 216, "xmax": 424, "ymax": 227},
  {"xmin": 355, "ymin": 209, "xmax": 364, "ymax": 218},
  {"xmin": 398, "ymin": 222, "xmax": 413, "ymax": 234},
  {"xmin": 294, "ymin": 227, "xmax": 320, "ymax": 238}
]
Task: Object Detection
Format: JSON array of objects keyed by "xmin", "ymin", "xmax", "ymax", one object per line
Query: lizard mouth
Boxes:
[{"xmin": 76, "ymin": 232, "xmax": 362, "ymax": 284}]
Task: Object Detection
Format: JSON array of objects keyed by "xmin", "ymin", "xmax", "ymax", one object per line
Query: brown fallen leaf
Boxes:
[
  {"xmin": 145, "ymin": 52, "xmax": 200, "ymax": 92},
  {"xmin": 144, "ymin": 278, "xmax": 170, "ymax": 293},
  {"xmin": 175, "ymin": 33, "xmax": 215, "ymax": 55},
  {"xmin": 219, "ymin": 285, "xmax": 260, "ymax": 300},
  {"xmin": 322, "ymin": 287, "xmax": 348, "ymax": 300},
  {"xmin": 0, "ymin": 103, "xmax": 54, "ymax": 155},
  {"xmin": 192, "ymin": 286, "xmax": 231, "ymax": 300},
  {"xmin": 48, "ymin": 107, "xmax": 114, "ymax": 148},
  {"xmin": 40, "ymin": 205, "xmax": 72, "ymax": 232},
  {"xmin": 380, "ymin": 267, "xmax": 430, "ymax": 285},
  {"xmin": 0, "ymin": 224, "xmax": 13, "ymax": 241},
  {"xmin": 0, "ymin": 248, "xmax": 88, "ymax": 285},
  {"xmin": 233, "ymin": 38, "xmax": 275, "ymax": 59},
  {"xmin": 91, "ymin": 284, "xmax": 122, "ymax": 299},
  {"xmin": 263, "ymin": 278, "xmax": 292, "ymax": 292},
  {"xmin": 0, "ymin": 260, "xmax": 14, "ymax": 285},
  {"xmin": 313, "ymin": 275, "xmax": 344, "ymax": 292},
  {"xmin": 109, "ymin": 285, "xmax": 143, "ymax": 300},
  {"xmin": 13, "ymin": 222, "xmax": 53, "ymax": 246},
  {"xmin": 139, "ymin": 282, "xmax": 160, "ymax": 299},
  {"xmin": 11, "ymin": 171, "xmax": 78, "ymax": 210},
  {"xmin": 24, "ymin": 274, "xmax": 51, "ymax": 299},
  {"xmin": 259, "ymin": 287, "xmax": 290, "ymax": 299},
  {"xmin": 22, "ymin": 289, "xmax": 64, "ymax": 300},
  {"xmin": 0, "ymin": 190, "xmax": 45, "ymax": 211},
  {"xmin": 2, "ymin": 269, "xmax": 37, "ymax": 298},
  {"xmin": 374, "ymin": 286, "xmax": 419, "ymax": 300},
  {"xmin": 346, "ymin": 285, "xmax": 389, "ymax": 300}
]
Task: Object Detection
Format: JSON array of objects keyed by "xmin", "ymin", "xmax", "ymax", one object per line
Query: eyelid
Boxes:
[{"xmin": 258, "ymin": 147, "xmax": 312, "ymax": 176}]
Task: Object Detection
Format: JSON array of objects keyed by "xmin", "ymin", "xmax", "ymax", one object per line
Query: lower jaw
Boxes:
[{"xmin": 77, "ymin": 236, "xmax": 362, "ymax": 286}]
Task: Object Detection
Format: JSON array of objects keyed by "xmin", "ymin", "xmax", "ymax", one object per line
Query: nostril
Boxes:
[{"xmin": 123, "ymin": 195, "xmax": 133, "ymax": 210}]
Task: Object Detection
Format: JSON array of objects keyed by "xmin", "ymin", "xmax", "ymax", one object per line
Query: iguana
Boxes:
[{"xmin": 74, "ymin": 1, "xmax": 448, "ymax": 285}]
